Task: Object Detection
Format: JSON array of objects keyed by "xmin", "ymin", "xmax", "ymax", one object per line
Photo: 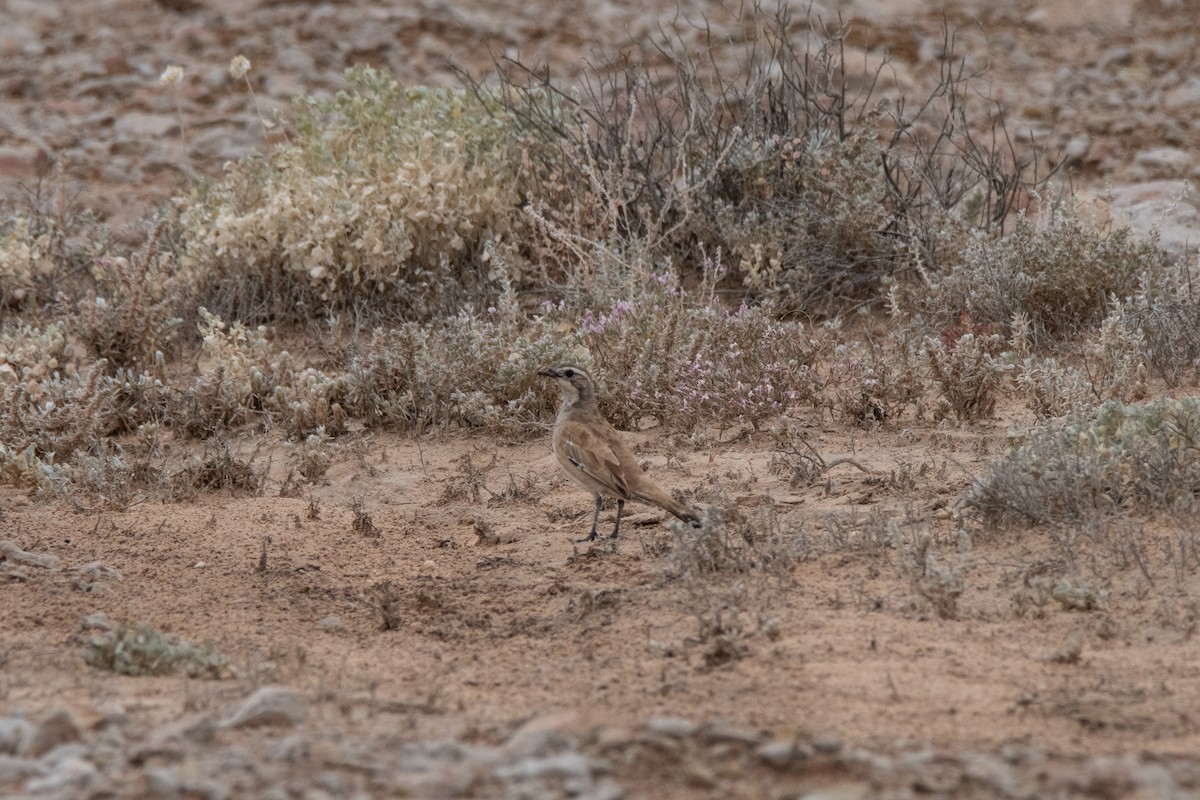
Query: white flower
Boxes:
[
  {"xmin": 159, "ymin": 65, "xmax": 184, "ymax": 86},
  {"xmin": 229, "ymin": 55, "xmax": 251, "ymax": 80}
]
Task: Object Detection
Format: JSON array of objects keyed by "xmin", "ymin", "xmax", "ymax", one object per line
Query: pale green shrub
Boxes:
[
  {"xmin": 85, "ymin": 623, "xmax": 227, "ymax": 678},
  {"xmin": 179, "ymin": 67, "xmax": 528, "ymax": 319},
  {"xmin": 967, "ymin": 397, "xmax": 1200, "ymax": 525},
  {"xmin": 898, "ymin": 211, "xmax": 1168, "ymax": 345},
  {"xmin": 0, "ymin": 217, "xmax": 48, "ymax": 306}
]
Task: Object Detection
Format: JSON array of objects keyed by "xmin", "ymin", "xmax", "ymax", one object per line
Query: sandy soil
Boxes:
[{"xmin": 5, "ymin": 407, "xmax": 1200, "ymax": 773}]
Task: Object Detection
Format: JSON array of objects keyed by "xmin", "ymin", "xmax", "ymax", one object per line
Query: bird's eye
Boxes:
[{"xmin": 564, "ymin": 369, "xmax": 575, "ymax": 378}]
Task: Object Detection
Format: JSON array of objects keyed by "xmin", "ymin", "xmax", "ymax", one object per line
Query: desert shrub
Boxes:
[
  {"xmin": 1125, "ymin": 302, "xmax": 1200, "ymax": 387},
  {"xmin": 564, "ymin": 259, "xmax": 830, "ymax": 431},
  {"xmin": 85, "ymin": 622, "xmax": 227, "ymax": 678},
  {"xmin": 898, "ymin": 211, "xmax": 1169, "ymax": 345},
  {"xmin": 1012, "ymin": 302, "xmax": 1150, "ymax": 418},
  {"xmin": 0, "ymin": 166, "xmax": 107, "ymax": 307},
  {"xmin": 0, "ymin": 325, "xmax": 105, "ymax": 469},
  {"xmin": 665, "ymin": 498, "xmax": 800, "ymax": 667},
  {"xmin": 493, "ymin": 5, "xmax": 1050, "ymax": 316},
  {"xmin": 75, "ymin": 222, "xmax": 186, "ymax": 370},
  {"xmin": 178, "ymin": 66, "xmax": 529, "ymax": 321},
  {"xmin": 894, "ymin": 526, "xmax": 966, "ymax": 620},
  {"xmin": 822, "ymin": 327, "xmax": 927, "ymax": 422},
  {"xmin": 341, "ymin": 309, "xmax": 576, "ymax": 437},
  {"xmin": 0, "ymin": 323, "xmax": 177, "ymax": 498},
  {"xmin": 170, "ymin": 437, "xmax": 266, "ymax": 497},
  {"xmin": 178, "ymin": 308, "xmax": 348, "ymax": 439},
  {"xmin": 0, "ymin": 217, "xmax": 50, "ymax": 307},
  {"xmin": 967, "ymin": 397, "xmax": 1200, "ymax": 526},
  {"xmin": 925, "ymin": 327, "xmax": 1010, "ymax": 422}
]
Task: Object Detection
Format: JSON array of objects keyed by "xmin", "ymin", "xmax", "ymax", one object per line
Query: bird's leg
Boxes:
[
  {"xmin": 577, "ymin": 494, "xmax": 603, "ymax": 543},
  {"xmin": 609, "ymin": 498, "xmax": 625, "ymax": 539}
]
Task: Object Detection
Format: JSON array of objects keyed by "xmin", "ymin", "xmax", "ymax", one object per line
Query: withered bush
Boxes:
[{"xmin": 489, "ymin": 5, "xmax": 1051, "ymax": 316}]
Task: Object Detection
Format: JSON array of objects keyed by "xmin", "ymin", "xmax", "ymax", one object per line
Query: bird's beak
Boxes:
[{"xmin": 538, "ymin": 368, "xmax": 560, "ymax": 379}]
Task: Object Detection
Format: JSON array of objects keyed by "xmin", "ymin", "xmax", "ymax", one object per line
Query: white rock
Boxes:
[
  {"xmin": 1134, "ymin": 147, "xmax": 1194, "ymax": 175},
  {"xmin": 0, "ymin": 755, "xmax": 43, "ymax": 785},
  {"xmin": 494, "ymin": 752, "xmax": 603, "ymax": 781},
  {"xmin": 643, "ymin": 716, "xmax": 697, "ymax": 738},
  {"xmin": 220, "ymin": 686, "xmax": 308, "ymax": 729},
  {"xmin": 24, "ymin": 756, "xmax": 97, "ymax": 793},
  {"xmin": 0, "ymin": 718, "xmax": 33, "ymax": 755}
]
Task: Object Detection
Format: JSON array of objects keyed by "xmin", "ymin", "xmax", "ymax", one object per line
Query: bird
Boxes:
[{"xmin": 539, "ymin": 364, "xmax": 701, "ymax": 541}]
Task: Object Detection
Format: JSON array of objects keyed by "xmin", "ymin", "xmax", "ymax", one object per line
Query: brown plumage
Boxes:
[{"xmin": 540, "ymin": 364, "xmax": 701, "ymax": 541}]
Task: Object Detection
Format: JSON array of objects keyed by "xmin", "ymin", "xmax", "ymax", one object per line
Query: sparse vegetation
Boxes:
[
  {"xmin": 85, "ymin": 623, "xmax": 227, "ymax": 678},
  {"xmin": 967, "ymin": 397, "xmax": 1200, "ymax": 527},
  {"xmin": 8, "ymin": 2, "xmax": 1200, "ymax": 792}
]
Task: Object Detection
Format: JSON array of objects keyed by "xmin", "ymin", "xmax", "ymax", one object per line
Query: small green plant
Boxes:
[
  {"xmin": 85, "ymin": 622, "xmax": 227, "ymax": 678},
  {"xmin": 967, "ymin": 397, "xmax": 1200, "ymax": 526}
]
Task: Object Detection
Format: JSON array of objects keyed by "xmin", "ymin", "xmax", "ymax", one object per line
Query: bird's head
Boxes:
[{"xmin": 538, "ymin": 364, "xmax": 596, "ymax": 409}]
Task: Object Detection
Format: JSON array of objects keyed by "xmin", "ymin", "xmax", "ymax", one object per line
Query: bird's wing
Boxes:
[{"xmin": 559, "ymin": 421, "xmax": 633, "ymax": 499}]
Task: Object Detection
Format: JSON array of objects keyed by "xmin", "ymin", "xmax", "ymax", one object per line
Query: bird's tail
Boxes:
[{"xmin": 638, "ymin": 487, "xmax": 702, "ymax": 528}]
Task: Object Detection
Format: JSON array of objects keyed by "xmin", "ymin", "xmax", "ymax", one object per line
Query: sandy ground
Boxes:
[{"xmin": 5, "ymin": 406, "xmax": 1199, "ymax": 758}]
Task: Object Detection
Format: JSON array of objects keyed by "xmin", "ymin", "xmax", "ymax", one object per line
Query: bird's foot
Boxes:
[{"xmin": 576, "ymin": 531, "xmax": 599, "ymax": 543}]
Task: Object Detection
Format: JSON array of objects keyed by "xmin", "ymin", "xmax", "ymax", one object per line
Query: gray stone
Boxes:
[
  {"xmin": 0, "ymin": 541, "xmax": 59, "ymax": 570},
  {"xmin": 1109, "ymin": 180, "xmax": 1200, "ymax": 257},
  {"xmin": 0, "ymin": 717, "xmax": 33, "ymax": 755},
  {"xmin": 274, "ymin": 48, "xmax": 315, "ymax": 73},
  {"xmin": 700, "ymin": 721, "xmax": 762, "ymax": 746},
  {"xmin": 22, "ymin": 710, "xmax": 83, "ymax": 758},
  {"xmin": 144, "ymin": 766, "xmax": 181, "ymax": 798},
  {"xmin": 494, "ymin": 752, "xmax": 604, "ymax": 781},
  {"xmin": 578, "ymin": 779, "xmax": 625, "ymax": 800},
  {"xmin": 24, "ymin": 756, "xmax": 97, "ymax": 793},
  {"xmin": 756, "ymin": 739, "xmax": 800, "ymax": 769},
  {"xmin": 114, "ymin": 112, "xmax": 179, "ymax": 140},
  {"xmin": 813, "ymin": 737, "xmax": 844, "ymax": 755},
  {"xmin": 81, "ymin": 612, "xmax": 112, "ymax": 631},
  {"xmin": 799, "ymin": 782, "xmax": 873, "ymax": 800},
  {"xmin": 74, "ymin": 561, "xmax": 122, "ymax": 592},
  {"xmin": 316, "ymin": 616, "xmax": 344, "ymax": 632},
  {"xmin": 1164, "ymin": 76, "xmax": 1200, "ymax": 113},
  {"xmin": 37, "ymin": 742, "xmax": 90, "ymax": 768},
  {"xmin": 643, "ymin": 716, "xmax": 697, "ymax": 738},
  {"xmin": 0, "ymin": 755, "xmax": 43, "ymax": 785},
  {"xmin": 221, "ymin": 686, "xmax": 307, "ymax": 729},
  {"xmin": 1063, "ymin": 134, "xmax": 1090, "ymax": 164},
  {"xmin": 1134, "ymin": 147, "xmax": 1194, "ymax": 175},
  {"xmin": 138, "ymin": 712, "xmax": 216, "ymax": 761}
]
